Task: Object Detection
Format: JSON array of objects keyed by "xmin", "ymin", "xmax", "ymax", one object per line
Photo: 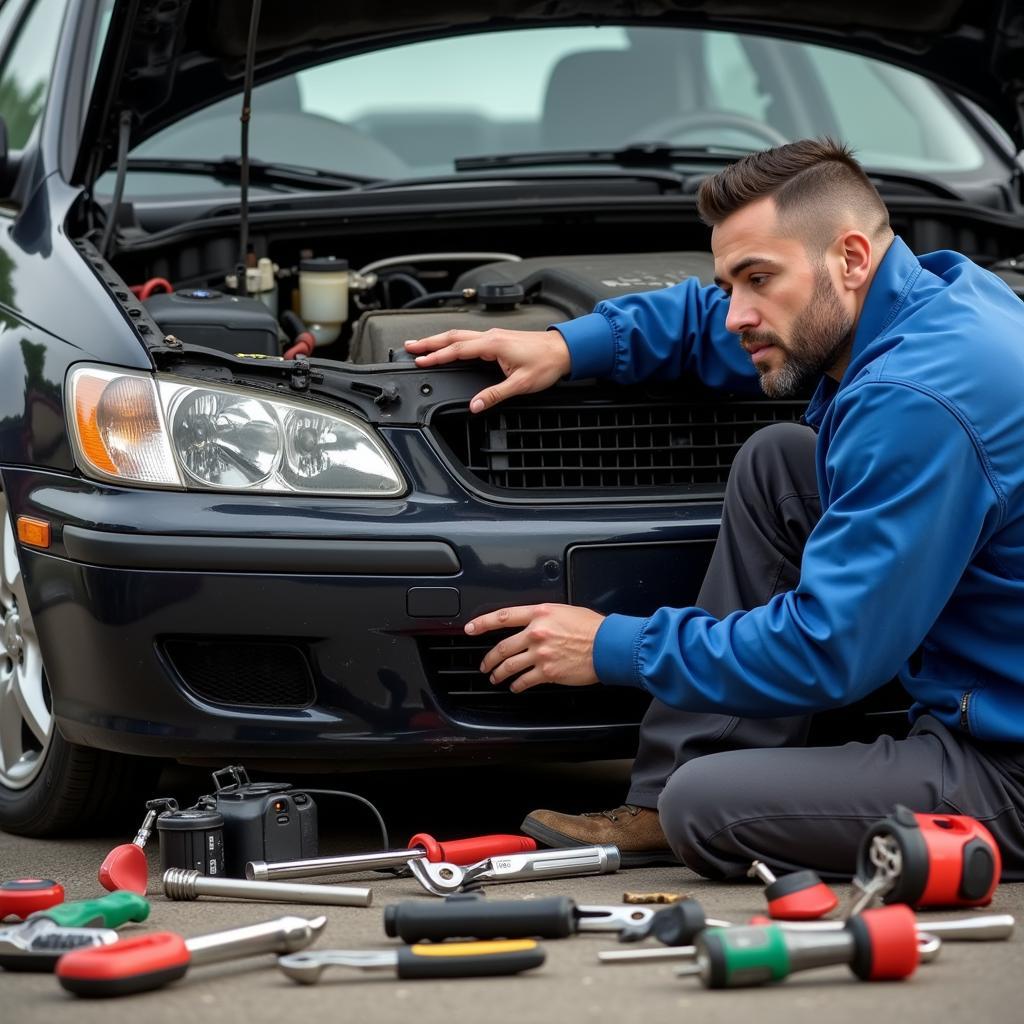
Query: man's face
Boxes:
[{"xmin": 711, "ymin": 197, "xmax": 855, "ymax": 397}]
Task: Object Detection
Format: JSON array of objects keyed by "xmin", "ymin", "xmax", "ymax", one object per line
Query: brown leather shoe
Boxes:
[{"xmin": 522, "ymin": 804, "xmax": 679, "ymax": 867}]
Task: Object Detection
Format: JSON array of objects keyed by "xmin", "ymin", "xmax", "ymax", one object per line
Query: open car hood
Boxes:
[{"xmin": 77, "ymin": 0, "xmax": 1024, "ymax": 186}]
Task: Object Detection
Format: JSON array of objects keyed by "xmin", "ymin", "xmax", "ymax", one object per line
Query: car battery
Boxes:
[{"xmin": 144, "ymin": 289, "xmax": 280, "ymax": 356}]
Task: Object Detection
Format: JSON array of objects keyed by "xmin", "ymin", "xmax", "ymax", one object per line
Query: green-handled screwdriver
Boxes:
[
  {"xmin": 0, "ymin": 891, "xmax": 150, "ymax": 972},
  {"xmin": 679, "ymin": 905, "xmax": 921, "ymax": 989}
]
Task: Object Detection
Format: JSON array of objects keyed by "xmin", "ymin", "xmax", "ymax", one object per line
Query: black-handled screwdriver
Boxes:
[{"xmin": 385, "ymin": 894, "xmax": 654, "ymax": 942}]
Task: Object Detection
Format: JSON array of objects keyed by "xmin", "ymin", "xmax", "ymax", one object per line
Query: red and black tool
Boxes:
[
  {"xmin": 56, "ymin": 914, "xmax": 325, "ymax": 997},
  {"xmin": 680, "ymin": 904, "xmax": 920, "ymax": 989},
  {"xmin": 0, "ymin": 879, "xmax": 65, "ymax": 921},
  {"xmin": 748, "ymin": 860, "xmax": 838, "ymax": 920},
  {"xmin": 855, "ymin": 805, "xmax": 1001, "ymax": 910}
]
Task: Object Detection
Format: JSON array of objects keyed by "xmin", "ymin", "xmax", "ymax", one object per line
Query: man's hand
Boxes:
[
  {"xmin": 465, "ymin": 603, "xmax": 606, "ymax": 693},
  {"xmin": 403, "ymin": 328, "xmax": 571, "ymax": 413}
]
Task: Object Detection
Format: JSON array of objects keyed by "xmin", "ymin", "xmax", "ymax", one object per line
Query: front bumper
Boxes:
[{"xmin": 3, "ymin": 441, "xmax": 721, "ymax": 766}]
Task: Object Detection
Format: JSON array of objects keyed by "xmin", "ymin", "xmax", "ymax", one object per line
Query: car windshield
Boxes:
[{"xmin": 110, "ymin": 25, "xmax": 1009, "ymax": 197}]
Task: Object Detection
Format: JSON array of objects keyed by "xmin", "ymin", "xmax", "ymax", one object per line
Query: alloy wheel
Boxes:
[{"xmin": 0, "ymin": 493, "xmax": 52, "ymax": 788}]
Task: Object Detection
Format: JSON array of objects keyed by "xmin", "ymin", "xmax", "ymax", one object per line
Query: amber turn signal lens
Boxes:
[
  {"xmin": 16, "ymin": 516, "xmax": 50, "ymax": 549},
  {"xmin": 68, "ymin": 369, "xmax": 180, "ymax": 486}
]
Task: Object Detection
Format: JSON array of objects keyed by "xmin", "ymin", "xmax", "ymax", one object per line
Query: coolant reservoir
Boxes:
[{"xmin": 299, "ymin": 256, "xmax": 349, "ymax": 346}]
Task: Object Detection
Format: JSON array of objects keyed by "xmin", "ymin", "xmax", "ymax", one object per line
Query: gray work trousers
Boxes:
[{"xmin": 627, "ymin": 421, "xmax": 1024, "ymax": 879}]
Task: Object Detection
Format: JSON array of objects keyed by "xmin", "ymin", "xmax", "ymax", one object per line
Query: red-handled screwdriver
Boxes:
[
  {"xmin": 246, "ymin": 833, "xmax": 537, "ymax": 882},
  {"xmin": 56, "ymin": 914, "xmax": 326, "ymax": 998},
  {"xmin": 0, "ymin": 880, "xmax": 65, "ymax": 921}
]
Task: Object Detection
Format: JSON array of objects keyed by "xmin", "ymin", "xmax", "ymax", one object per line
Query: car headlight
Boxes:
[{"xmin": 67, "ymin": 367, "xmax": 406, "ymax": 496}]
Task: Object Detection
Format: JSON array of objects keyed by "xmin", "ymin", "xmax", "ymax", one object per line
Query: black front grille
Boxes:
[
  {"xmin": 164, "ymin": 639, "xmax": 315, "ymax": 709},
  {"xmin": 419, "ymin": 634, "xmax": 651, "ymax": 726},
  {"xmin": 432, "ymin": 390, "xmax": 804, "ymax": 494}
]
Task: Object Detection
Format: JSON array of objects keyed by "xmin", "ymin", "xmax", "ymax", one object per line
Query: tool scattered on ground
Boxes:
[
  {"xmin": 748, "ymin": 860, "xmax": 838, "ymax": 920},
  {"xmin": 161, "ymin": 868, "xmax": 372, "ymax": 907},
  {"xmin": 246, "ymin": 833, "xmax": 537, "ymax": 881},
  {"xmin": 56, "ymin": 914, "xmax": 327, "ymax": 997},
  {"xmin": 0, "ymin": 879, "xmax": 65, "ymax": 921},
  {"xmin": 29, "ymin": 891, "xmax": 149, "ymax": 930},
  {"xmin": 99, "ymin": 799, "xmax": 179, "ymax": 895},
  {"xmin": 384, "ymin": 893, "xmax": 654, "ymax": 942},
  {"xmin": 617, "ymin": 898, "xmax": 731, "ymax": 944},
  {"xmin": 599, "ymin": 936, "xmax": 942, "ymax": 966},
  {"xmin": 622, "ymin": 891, "xmax": 688, "ymax": 905},
  {"xmin": 278, "ymin": 939, "xmax": 546, "ymax": 983},
  {"xmin": 0, "ymin": 891, "xmax": 150, "ymax": 972},
  {"xmin": 849, "ymin": 806, "xmax": 1001, "ymax": 915},
  {"xmin": 408, "ymin": 845, "xmax": 621, "ymax": 896},
  {"xmin": 677, "ymin": 905, "xmax": 924, "ymax": 988},
  {"xmin": 757, "ymin": 912, "xmax": 1015, "ymax": 941},
  {"xmin": 0, "ymin": 922, "xmax": 120, "ymax": 972}
]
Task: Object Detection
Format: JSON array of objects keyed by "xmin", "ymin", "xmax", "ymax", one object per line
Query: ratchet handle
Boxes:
[
  {"xmin": 34, "ymin": 890, "xmax": 150, "ymax": 929},
  {"xmin": 408, "ymin": 833, "xmax": 537, "ymax": 865},
  {"xmin": 396, "ymin": 940, "xmax": 545, "ymax": 979},
  {"xmin": 57, "ymin": 932, "xmax": 190, "ymax": 997},
  {"xmin": 385, "ymin": 895, "xmax": 577, "ymax": 942}
]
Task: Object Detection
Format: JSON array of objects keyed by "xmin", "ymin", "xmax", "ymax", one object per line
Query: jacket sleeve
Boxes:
[
  {"xmin": 552, "ymin": 278, "xmax": 761, "ymax": 392},
  {"xmin": 593, "ymin": 381, "xmax": 1002, "ymax": 715}
]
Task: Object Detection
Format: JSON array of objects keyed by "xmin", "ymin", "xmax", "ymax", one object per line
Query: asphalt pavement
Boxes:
[{"xmin": 2, "ymin": 759, "xmax": 1021, "ymax": 1023}]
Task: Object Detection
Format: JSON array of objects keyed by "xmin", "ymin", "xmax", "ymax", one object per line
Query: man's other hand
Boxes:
[
  {"xmin": 465, "ymin": 603, "xmax": 605, "ymax": 693},
  {"xmin": 403, "ymin": 328, "xmax": 571, "ymax": 412}
]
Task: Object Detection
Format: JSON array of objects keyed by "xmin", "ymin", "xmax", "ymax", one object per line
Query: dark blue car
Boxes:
[{"xmin": 1, "ymin": 0, "xmax": 1021, "ymax": 834}]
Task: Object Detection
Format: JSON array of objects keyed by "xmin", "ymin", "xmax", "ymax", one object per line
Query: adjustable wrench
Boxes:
[{"xmin": 407, "ymin": 845, "xmax": 620, "ymax": 896}]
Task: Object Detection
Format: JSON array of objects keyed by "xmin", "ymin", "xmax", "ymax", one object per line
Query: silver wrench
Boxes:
[{"xmin": 408, "ymin": 845, "xmax": 621, "ymax": 896}]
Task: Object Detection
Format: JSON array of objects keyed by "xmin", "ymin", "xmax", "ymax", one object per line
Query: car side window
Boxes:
[{"xmin": 0, "ymin": 0, "xmax": 68, "ymax": 149}]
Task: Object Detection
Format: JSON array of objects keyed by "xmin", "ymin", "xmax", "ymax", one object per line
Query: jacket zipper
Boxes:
[{"xmin": 959, "ymin": 690, "xmax": 972, "ymax": 733}]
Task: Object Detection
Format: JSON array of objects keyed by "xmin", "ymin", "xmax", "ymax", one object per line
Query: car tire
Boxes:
[
  {"xmin": 0, "ymin": 730, "xmax": 162, "ymax": 837},
  {"xmin": 1, "ymin": 491, "xmax": 161, "ymax": 836}
]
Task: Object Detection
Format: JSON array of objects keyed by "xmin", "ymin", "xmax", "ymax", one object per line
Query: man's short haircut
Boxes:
[{"xmin": 697, "ymin": 138, "xmax": 891, "ymax": 252}]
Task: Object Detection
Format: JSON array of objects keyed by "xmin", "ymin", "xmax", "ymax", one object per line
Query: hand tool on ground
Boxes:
[
  {"xmin": 246, "ymin": 833, "xmax": 537, "ymax": 881},
  {"xmin": 99, "ymin": 799, "xmax": 178, "ymax": 895},
  {"xmin": 748, "ymin": 860, "xmax": 838, "ymax": 920},
  {"xmin": 57, "ymin": 914, "xmax": 327, "ymax": 997},
  {"xmin": 278, "ymin": 939, "xmax": 546, "ymax": 984},
  {"xmin": 1, "ymin": 879, "xmax": 65, "ymax": 921},
  {"xmin": 162, "ymin": 868, "xmax": 372, "ymax": 906},
  {"xmin": 754, "ymin": 912, "xmax": 1014, "ymax": 941},
  {"xmin": 0, "ymin": 921, "xmax": 120, "ymax": 972},
  {"xmin": 849, "ymin": 806, "xmax": 1001, "ymax": 915},
  {"xmin": 0, "ymin": 891, "xmax": 150, "ymax": 972},
  {"xmin": 599, "ymin": 931, "xmax": 942, "ymax": 966},
  {"xmin": 407, "ymin": 844, "xmax": 620, "ymax": 896},
  {"xmin": 383, "ymin": 893, "xmax": 654, "ymax": 942},
  {"xmin": 617, "ymin": 898, "xmax": 731, "ymax": 944},
  {"xmin": 676, "ymin": 904, "xmax": 923, "ymax": 988}
]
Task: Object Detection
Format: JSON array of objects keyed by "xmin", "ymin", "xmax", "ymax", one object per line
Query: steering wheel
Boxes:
[{"xmin": 630, "ymin": 110, "xmax": 789, "ymax": 149}]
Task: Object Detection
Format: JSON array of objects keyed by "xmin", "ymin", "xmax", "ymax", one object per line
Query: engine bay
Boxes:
[
  {"xmin": 130, "ymin": 249, "xmax": 722, "ymax": 367},
  {"xmin": 124, "ymin": 235, "xmax": 1024, "ymax": 370}
]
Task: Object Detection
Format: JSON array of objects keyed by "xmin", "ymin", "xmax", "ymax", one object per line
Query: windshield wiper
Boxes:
[
  {"xmin": 123, "ymin": 157, "xmax": 376, "ymax": 191},
  {"xmin": 454, "ymin": 144, "xmax": 756, "ymax": 172}
]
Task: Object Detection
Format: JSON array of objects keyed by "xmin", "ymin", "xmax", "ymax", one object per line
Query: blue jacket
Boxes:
[{"xmin": 555, "ymin": 237, "xmax": 1024, "ymax": 743}]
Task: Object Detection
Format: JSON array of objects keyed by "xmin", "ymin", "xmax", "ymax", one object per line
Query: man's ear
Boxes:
[{"xmin": 835, "ymin": 230, "xmax": 872, "ymax": 291}]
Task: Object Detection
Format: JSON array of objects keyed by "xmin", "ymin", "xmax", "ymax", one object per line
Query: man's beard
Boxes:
[{"xmin": 744, "ymin": 267, "xmax": 854, "ymax": 398}]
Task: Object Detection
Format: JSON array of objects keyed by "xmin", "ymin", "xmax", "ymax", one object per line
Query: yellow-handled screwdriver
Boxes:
[{"xmin": 278, "ymin": 939, "xmax": 546, "ymax": 983}]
